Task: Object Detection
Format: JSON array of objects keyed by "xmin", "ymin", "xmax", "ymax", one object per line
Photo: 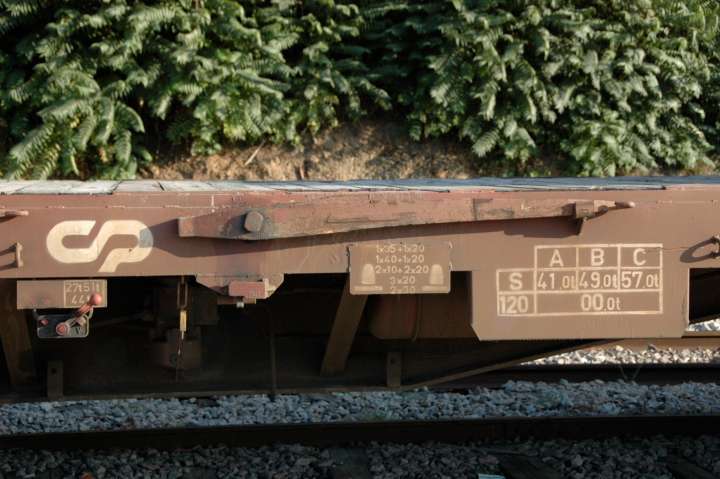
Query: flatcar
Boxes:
[{"xmin": 0, "ymin": 177, "xmax": 718, "ymax": 400}]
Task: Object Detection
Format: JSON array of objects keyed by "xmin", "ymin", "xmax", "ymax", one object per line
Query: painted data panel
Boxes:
[
  {"xmin": 349, "ymin": 242, "xmax": 451, "ymax": 295},
  {"xmin": 496, "ymin": 244, "xmax": 662, "ymax": 317},
  {"xmin": 471, "ymin": 212, "xmax": 687, "ymax": 341}
]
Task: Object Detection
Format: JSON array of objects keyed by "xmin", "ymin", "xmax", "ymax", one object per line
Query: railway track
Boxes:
[
  {"xmin": 2, "ymin": 415, "xmax": 718, "ymax": 478},
  {"xmin": 1, "ymin": 357, "xmax": 718, "ymax": 404},
  {"xmin": 447, "ymin": 362, "xmax": 720, "ymax": 389},
  {"xmin": 607, "ymin": 331, "xmax": 720, "ymax": 350},
  {"xmin": 1, "ymin": 362, "xmax": 717, "ymax": 404},
  {"xmin": 2, "ymin": 414, "xmax": 718, "ymax": 450}
]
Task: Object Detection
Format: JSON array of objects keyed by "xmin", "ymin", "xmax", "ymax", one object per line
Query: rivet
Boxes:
[{"xmin": 244, "ymin": 211, "xmax": 265, "ymax": 233}]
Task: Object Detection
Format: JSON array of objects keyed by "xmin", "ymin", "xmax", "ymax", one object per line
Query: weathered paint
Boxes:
[{"xmin": 1, "ymin": 179, "xmax": 719, "ymax": 340}]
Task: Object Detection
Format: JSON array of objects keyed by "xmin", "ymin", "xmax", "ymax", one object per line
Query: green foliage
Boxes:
[
  {"xmin": 1, "ymin": 0, "xmax": 157, "ymax": 178},
  {"xmin": 163, "ymin": 0, "xmax": 391, "ymax": 154},
  {"xmin": 360, "ymin": 1, "xmax": 451, "ymax": 139},
  {"xmin": 1, "ymin": 0, "xmax": 720, "ymax": 178},
  {"xmin": 284, "ymin": 1, "xmax": 390, "ymax": 138},
  {"xmin": 382, "ymin": 0, "xmax": 718, "ymax": 175},
  {"xmin": 0, "ymin": 0, "xmax": 387, "ymax": 178},
  {"xmin": 671, "ymin": 0, "xmax": 720, "ymax": 153}
]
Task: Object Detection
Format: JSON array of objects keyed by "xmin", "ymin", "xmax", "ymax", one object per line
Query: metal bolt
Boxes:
[
  {"xmin": 55, "ymin": 322, "xmax": 69, "ymax": 336},
  {"xmin": 244, "ymin": 211, "xmax": 264, "ymax": 233}
]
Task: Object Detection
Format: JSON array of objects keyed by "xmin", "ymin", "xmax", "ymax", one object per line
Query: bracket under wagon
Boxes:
[{"xmin": 16, "ymin": 280, "xmax": 107, "ymax": 339}]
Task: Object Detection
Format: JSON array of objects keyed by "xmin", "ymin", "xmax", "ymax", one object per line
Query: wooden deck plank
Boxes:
[
  {"xmin": 159, "ymin": 181, "xmax": 216, "ymax": 192},
  {"xmin": 3, "ymin": 176, "xmax": 720, "ymax": 195},
  {"xmin": 206, "ymin": 181, "xmax": 277, "ymax": 191},
  {"xmin": 114, "ymin": 180, "xmax": 163, "ymax": 192},
  {"xmin": 66, "ymin": 181, "xmax": 119, "ymax": 194},
  {"xmin": 0, "ymin": 181, "xmax": 37, "ymax": 195},
  {"xmin": 14, "ymin": 181, "xmax": 83, "ymax": 194}
]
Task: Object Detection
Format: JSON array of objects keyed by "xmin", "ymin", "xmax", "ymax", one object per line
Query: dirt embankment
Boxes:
[{"xmin": 144, "ymin": 119, "xmax": 494, "ymax": 181}]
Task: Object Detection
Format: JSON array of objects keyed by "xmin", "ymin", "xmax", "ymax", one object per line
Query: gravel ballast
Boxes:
[
  {"xmin": 532, "ymin": 318, "xmax": 720, "ymax": 365},
  {"xmin": 532, "ymin": 344, "xmax": 720, "ymax": 365},
  {"xmin": 510, "ymin": 435, "xmax": 720, "ymax": 479},
  {"xmin": 368, "ymin": 435, "xmax": 720, "ymax": 479},
  {"xmin": 1, "ymin": 436, "xmax": 719, "ymax": 479},
  {"xmin": 2, "ymin": 381, "xmax": 719, "ymax": 435},
  {"xmin": 2, "ymin": 319, "xmax": 718, "ymax": 477},
  {"xmin": 687, "ymin": 318, "xmax": 720, "ymax": 332},
  {"xmin": 1, "ymin": 445, "xmax": 337, "ymax": 479}
]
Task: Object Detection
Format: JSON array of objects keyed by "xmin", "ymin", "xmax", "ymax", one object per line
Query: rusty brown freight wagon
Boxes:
[{"xmin": 0, "ymin": 177, "xmax": 718, "ymax": 400}]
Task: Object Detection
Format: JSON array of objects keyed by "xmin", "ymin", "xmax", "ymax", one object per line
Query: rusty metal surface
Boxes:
[
  {"xmin": 176, "ymin": 197, "xmax": 634, "ymax": 241},
  {"xmin": 0, "ymin": 281, "xmax": 36, "ymax": 387},
  {"xmin": 321, "ymin": 277, "xmax": 368, "ymax": 375},
  {"xmin": 4, "ymin": 176, "xmax": 720, "ymax": 402},
  {"xmin": 368, "ymin": 273, "xmax": 474, "ymax": 338},
  {"xmin": 1, "ymin": 179, "xmax": 720, "ymax": 341}
]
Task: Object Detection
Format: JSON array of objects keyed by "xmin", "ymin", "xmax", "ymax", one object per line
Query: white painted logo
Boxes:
[{"xmin": 47, "ymin": 220, "xmax": 153, "ymax": 273}]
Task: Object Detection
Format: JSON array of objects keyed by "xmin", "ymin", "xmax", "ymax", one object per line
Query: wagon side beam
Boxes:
[{"xmin": 177, "ymin": 198, "xmax": 632, "ymax": 240}]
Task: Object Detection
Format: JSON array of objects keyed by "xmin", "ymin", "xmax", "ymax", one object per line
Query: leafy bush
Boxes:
[
  {"xmin": 675, "ymin": 0, "xmax": 720, "ymax": 154},
  {"xmin": 0, "ymin": 0, "xmax": 387, "ymax": 178},
  {"xmin": 2, "ymin": 0, "xmax": 166, "ymax": 178},
  {"xmin": 361, "ymin": 1, "xmax": 451, "ymax": 139},
  {"xmin": 389, "ymin": 0, "xmax": 717, "ymax": 175},
  {"xmin": 1, "ymin": 0, "xmax": 720, "ymax": 179},
  {"xmin": 165, "ymin": 1, "xmax": 390, "ymax": 154}
]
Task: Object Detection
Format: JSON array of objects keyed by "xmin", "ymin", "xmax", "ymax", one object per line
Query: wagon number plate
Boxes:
[
  {"xmin": 349, "ymin": 242, "xmax": 451, "ymax": 295},
  {"xmin": 16, "ymin": 279, "xmax": 107, "ymax": 309},
  {"xmin": 63, "ymin": 280, "xmax": 107, "ymax": 308}
]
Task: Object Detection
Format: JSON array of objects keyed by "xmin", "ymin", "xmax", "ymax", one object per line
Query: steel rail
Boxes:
[
  {"xmin": 1, "ymin": 362, "xmax": 718, "ymax": 404},
  {"xmin": 606, "ymin": 332, "xmax": 720, "ymax": 350},
  {"xmin": 443, "ymin": 363, "xmax": 720, "ymax": 389},
  {"xmin": 2, "ymin": 415, "xmax": 719, "ymax": 451}
]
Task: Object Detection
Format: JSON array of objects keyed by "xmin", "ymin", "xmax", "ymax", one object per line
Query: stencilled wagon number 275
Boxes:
[
  {"xmin": 64, "ymin": 281, "xmax": 98, "ymax": 293},
  {"xmin": 62, "ymin": 279, "xmax": 107, "ymax": 308}
]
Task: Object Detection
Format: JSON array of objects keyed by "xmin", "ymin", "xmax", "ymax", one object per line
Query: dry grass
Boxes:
[{"xmin": 143, "ymin": 119, "xmax": 491, "ymax": 181}]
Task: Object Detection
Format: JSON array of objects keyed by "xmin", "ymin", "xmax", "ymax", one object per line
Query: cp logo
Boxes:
[{"xmin": 46, "ymin": 220, "xmax": 154, "ymax": 273}]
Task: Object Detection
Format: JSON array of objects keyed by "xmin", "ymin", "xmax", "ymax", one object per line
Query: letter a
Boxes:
[{"xmin": 549, "ymin": 249, "xmax": 564, "ymax": 267}]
